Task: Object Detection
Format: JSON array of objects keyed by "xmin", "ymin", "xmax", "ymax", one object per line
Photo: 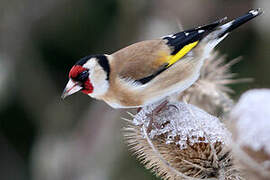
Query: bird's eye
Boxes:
[{"xmin": 76, "ymin": 70, "xmax": 89, "ymax": 82}]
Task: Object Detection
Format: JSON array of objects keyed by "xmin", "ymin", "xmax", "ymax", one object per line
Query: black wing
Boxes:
[{"xmin": 163, "ymin": 18, "xmax": 226, "ymax": 55}]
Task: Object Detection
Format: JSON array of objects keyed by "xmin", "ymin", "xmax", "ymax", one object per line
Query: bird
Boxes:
[{"xmin": 62, "ymin": 9, "xmax": 262, "ymax": 111}]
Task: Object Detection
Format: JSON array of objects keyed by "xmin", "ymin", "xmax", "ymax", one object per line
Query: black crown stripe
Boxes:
[{"xmin": 75, "ymin": 54, "xmax": 110, "ymax": 81}]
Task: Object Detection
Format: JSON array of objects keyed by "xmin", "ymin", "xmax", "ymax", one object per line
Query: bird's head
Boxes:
[{"xmin": 62, "ymin": 54, "xmax": 110, "ymax": 99}]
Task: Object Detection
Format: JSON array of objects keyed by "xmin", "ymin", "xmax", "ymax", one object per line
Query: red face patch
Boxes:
[
  {"xmin": 69, "ymin": 65, "xmax": 87, "ymax": 79},
  {"xmin": 69, "ymin": 65, "xmax": 94, "ymax": 94},
  {"xmin": 81, "ymin": 79, "xmax": 94, "ymax": 94}
]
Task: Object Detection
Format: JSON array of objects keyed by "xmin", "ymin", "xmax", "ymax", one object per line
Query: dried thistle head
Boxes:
[
  {"xmin": 178, "ymin": 52, "xmax": 248, "ymax": 116},
  {"xmin": 122, "ymin": 51, "xmax": 247, "ymax": 179},
  {"xmin": 229, "ymin": 89, "xmax": 270, "ymax": 180},
  {"xmin": 124, "ymin": 102, "xmax": 242, "ymax": 180}
]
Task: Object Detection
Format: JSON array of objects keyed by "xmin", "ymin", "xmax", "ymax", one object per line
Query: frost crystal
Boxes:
[
  {"xmin": 231, "ymin": 89, "xmax": 270, "ymax": 155},
  {"xmin": 133, "ymin": 101, "xmax": 230, "ymax": 149}
]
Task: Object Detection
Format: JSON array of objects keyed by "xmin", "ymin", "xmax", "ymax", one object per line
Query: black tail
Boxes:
[{"xmin": 218, "ymin": 8, "xmax": 263, "ymax": 37}]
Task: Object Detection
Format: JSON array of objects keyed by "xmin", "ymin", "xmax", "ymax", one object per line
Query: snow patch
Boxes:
[
  {"xmin": 133, "ymin": 101, "xmax": 230, "ymax": 149},
  {"xmin": 231, "ymin": 89, "xmax": 270, "ymax": 155}
]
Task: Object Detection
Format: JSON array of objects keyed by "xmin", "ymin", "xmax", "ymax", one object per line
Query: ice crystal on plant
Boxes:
[{"xmin": 134, "ymin": 101, "xmax": 231, "ymax": 149}]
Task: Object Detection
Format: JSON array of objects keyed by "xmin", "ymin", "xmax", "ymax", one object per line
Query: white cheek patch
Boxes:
[
  {"xmin": 81, "ymin": 57, "xmax": 109, "ymax": 98},
  {"xmin": 89, "ymin": 65, "xmax": 109, "ymax": 97}
]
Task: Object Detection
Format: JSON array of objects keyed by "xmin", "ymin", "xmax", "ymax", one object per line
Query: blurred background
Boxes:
[{"xmin": 0, "ymin": 0, "xmax": 269, "ymax": 179}]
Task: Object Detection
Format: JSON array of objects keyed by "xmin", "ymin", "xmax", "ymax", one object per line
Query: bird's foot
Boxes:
[
  {"xmin": 137, "ymin": 107, "xmax": 142, "ymax": 113},
  {"xmin": 146, "ymin": 100, "xmax": 170, "ymax": 134}
]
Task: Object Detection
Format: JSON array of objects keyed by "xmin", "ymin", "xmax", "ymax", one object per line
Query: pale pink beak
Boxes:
[{"xmin": 61, "ymin": 79, "xmax": 82, "ymax": 99}]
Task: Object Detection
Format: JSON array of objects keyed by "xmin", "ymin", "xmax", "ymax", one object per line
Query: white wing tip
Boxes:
[{"xmin": 249, "ymin": 8, "xmax": 264, "ymax": 16}]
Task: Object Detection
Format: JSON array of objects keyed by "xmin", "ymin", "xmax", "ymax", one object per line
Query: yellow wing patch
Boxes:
[{"xmin": 167, "ymin": 41, "xmax": 199, "ymax": 67}]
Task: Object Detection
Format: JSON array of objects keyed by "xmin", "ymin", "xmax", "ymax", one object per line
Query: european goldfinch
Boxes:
[{"xmin": 62, "ymin": 9, "xmax": 262, "ymax": 109}]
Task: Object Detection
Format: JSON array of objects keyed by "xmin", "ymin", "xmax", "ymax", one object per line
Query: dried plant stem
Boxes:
[
  {"xmin": 184, "ymin": 100, "xmax": 219, "ymax": 169},
  {"xmin": 142, "ymin": 125, "xmax": 215, "ymax": 180},
  {"xmin": 124, "ymin": 101, "xmax": 242, "ymax": 179},
  {"xmin": 229, "ymin": 89, "xmax": 270, "ymax": 179},
  {"xmin": 185, "ymin": 101, "xmax": 237, "ymax": 180},
  {"xmin": 121, "ymin": 117, "xmax": 133, "ymax": 123},
  {"xmin": 123, "ymin": 51, "xmax": 249, "ymax": 179},
  {"xmin": 126, "ymin": 112, "xmax": 136, "ymax": 118},
  {"xmin": 233, "ymin": 144, "xmax": 270, "ymax": 178}
]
